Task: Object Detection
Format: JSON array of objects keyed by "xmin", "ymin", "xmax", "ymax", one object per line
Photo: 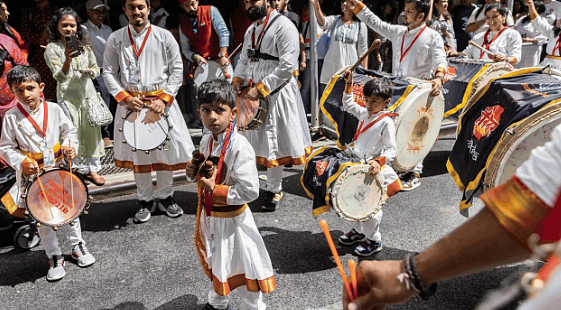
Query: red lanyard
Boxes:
[
  {"xmin": 252, "ymin": 9, "xmax": 273, "ymax": 49},
  {"xmin": 353, "ymin": 112, "xmax": 395, "ymax": 141},
  {"xmin": 16, "ymin": 100, "xmax": 48, "ymax": 138},
  {"xmin": 554, "ymin": 35, "xmax": 561, "ymax": 57},
  {"xmin": 128, "ymin": 25, "xmax": 152, "ymax": 61},
  {"xmin": 400, "ymin": 25, "xmax": 427, "ymax": 62},
  {"xmin": 480, "ymin": 27, "xmax": 506, "ymax": 59},
  {"xmin": 204, "ymin": 123, "xmax": 233, "ymax": 216}
]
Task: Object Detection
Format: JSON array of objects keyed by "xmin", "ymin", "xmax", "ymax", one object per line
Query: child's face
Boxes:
[
  {"xmin": 364, "ymin": 94, "xmax": 390, "ymax": 116},
  {"xmin": 198, "ymin": 102, "xmax": 238, "ymax": 137},
  {"xmin": 11, "ymin": 80, "xmax": 45, "ymax": 110}
]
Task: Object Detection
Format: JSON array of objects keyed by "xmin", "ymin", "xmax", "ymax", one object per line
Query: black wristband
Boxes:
[{"xmin": 404, "ymin": 253, "xmax": 437, "ymax": 300}]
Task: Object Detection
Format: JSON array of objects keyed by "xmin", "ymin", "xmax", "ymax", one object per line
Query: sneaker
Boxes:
[
  {"xmin": 261, "ymin": 191, "xmax": 283, "ymax": 211},
  {"xmin": 47, "ymin": 255, "xmax": 66, "ymax": 281},
  {"xmin": 354, "ymin": 239, "xmax": 383, "ymax": 256},
  {"xmin": 203, "ymin": 303, "xmax": 232, "ymax": 310},
  {"xmin": 338, "ymin": 228, "xmax": 366, "ymax": 245},
  {"xmin": 71, "ymin": 242, "xmax": 95, "ymax": 267},
  {"xmin": 401, "ymin": 173, "xmax": 421, "ymax": 191},
  {"xmin": 158, "ymin": 196, "xmax": 183, "ymax": 218},
  {"xmin": 134, "ymin": 200, "xmax": 156, "ymax": 223}
]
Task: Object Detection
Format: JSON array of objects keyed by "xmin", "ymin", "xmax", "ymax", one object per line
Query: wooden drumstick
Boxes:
[
  {"xmin": 349, "ymin": 39, "xmax": 382, "ymax": 73},
  {"xmin": 348, "ymin": 259, "xmax": 358, "ymax": 298},
  {"xmin": 228, "ymin": 43, "xmax": 243, "ymax": 60},
  {"xmin": 468, "ymin": 40, "xmax": 503, "ymax": 57},
  {"xmin": 319, "ymin": 219, "xmax": 355, "ymax": 301},
  {"xmin": 36, "ymin": 173, "xmax": 55, "ymax": 220},
  {"xmin": 68, "ymin": 139, "xmax": 74, "ymax": 210}
]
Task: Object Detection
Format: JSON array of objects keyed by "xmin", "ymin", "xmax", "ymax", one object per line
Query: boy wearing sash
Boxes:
[
  {"xmin": 0, "ymin": 65, "xmax": 95, "ymax": 281},
  {"xmin": 186, "ymin": 79, "xmax": 276, "ymax": 310},
  {"xmin": 302, "ymin": 70, "xmax": 402, "ymax": 256}
]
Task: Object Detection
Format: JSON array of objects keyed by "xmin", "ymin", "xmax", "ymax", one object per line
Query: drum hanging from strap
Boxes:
[
  {"xmin": 393, "ymin": 78, "xmax": 445, "ymax": 172},
  {"xmin": 193, "ymin": 60, "xmax": 234, "ymax": 87},
  {"xmin": 237, "ymin": 87, "xmax": 267, "ymax": 131},
  {"xmin": 25, "ymin": 168, "xmax": 89, "ymax": 228},
  {"xmin": 330, "ymin": 164, "xmax": 386, "ymax": 222},
  {"xmin": 120, "ymin": 108, "xmax": 171, "ymax": 153}
]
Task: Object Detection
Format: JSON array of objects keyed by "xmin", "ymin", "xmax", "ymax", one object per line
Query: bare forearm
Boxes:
[
  {"xmin": 313, "ymin": 2, "xmax": 326, "ymax": 26},
  {"xmin": 466, "ymin": 20, "xmax": 485, "ymax": 33},
  {"xmin": 362, "ymin": 56, "xmax": 368, "ymax": 68},
  {"xmin": 62, "ymin": 59, "xmax": 71, "ymax": 75}
]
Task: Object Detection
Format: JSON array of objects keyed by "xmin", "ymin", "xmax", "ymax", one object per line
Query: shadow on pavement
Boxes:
[
  {"xmin": 102, "ymin": 295, "xmax": 206, "ymax": 310},
  {"xmin": 0, "ymin": 249, "xmax": 46, "ymax": 287}
]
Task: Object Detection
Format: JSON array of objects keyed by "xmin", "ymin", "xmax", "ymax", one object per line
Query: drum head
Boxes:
[
  {"xmin": 393, "ymin": 82, "xmax": 445, "ymax": 172},
  {"xmin": 237, "ymin": 88, "xmax": 265, "ymax": 130},
  {"xmin": 331, "ymin": 165, "xmax": 386, "ymax": 222},
  {"xmin": 194, "ymin": 60, "xmax": 234, "ymax": 87},
  {"xmin": 26, "ymin": 169, "xmax": 88, "ymax": 227},
  {"xmin": 123, "ymin": 109, "xmax": 170, "ymax": 151},
  {"xmin": 484, "ymin": 102, "xmax": 561, "ymax": 189}
]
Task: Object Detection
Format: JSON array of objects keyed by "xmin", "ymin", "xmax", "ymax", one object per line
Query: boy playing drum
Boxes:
[
  {"xmin": 0, "ymin": 65, "xmax": 95, "ymax": 281},
  {"xmin": 302, "ymin": 69, "xmax": 402, "ymax": 256}
]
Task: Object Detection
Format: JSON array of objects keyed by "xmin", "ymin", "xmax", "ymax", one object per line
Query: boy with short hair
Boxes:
[
  {"xmin": 303, "ymin": 69, "xmax": 402, "ymax": 256},
  {"xmin": 0, "ymin": 65, "xmax": 95, "ymax": 281},
  {"xmin": 186, "ymin": 79, "xmax": 276, "ymax": 310}
]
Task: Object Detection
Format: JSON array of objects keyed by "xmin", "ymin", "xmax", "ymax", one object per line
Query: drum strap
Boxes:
[
  {"xmin": 249, "ymin": 14, "xmax": 283, "ymax": 63},
  {"xmin": 16, "ymin": 100, "xmax": 48, "ymax": 138},
  {"xmin": 353, "ymin": 112, "xmax": 397, "ymax": 141},
  {"xmin": 204, "ymin": 123, "xmax": 233, "ymax": 216},
  {"xmin": 480, "ymin": 27, "xmax": 507, "ymax": 59}
]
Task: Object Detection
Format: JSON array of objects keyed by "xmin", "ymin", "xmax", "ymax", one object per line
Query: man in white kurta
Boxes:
[
  {"xmin": 348, "ymin": 0, "xmax": 448, "ymax": 190},
  {"xmin": 103, "ymin": 0, "xmax": 194, "ymax": 223},
  {"xmin": 233, "ymin": 3, "xmax": 312, "ymax": 211}
]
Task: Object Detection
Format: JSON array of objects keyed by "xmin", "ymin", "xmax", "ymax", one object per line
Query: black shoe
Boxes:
[
  {"xmin": 203, "ymin": 303, "xmax": 232, "ymax": 310},
  {"xmin": 158, "ymin": 196, "xmax": 183, "ymax": 218},
  {"xmin": 261, "ymin": 191, "xmax": 283, "ymax": 211}
]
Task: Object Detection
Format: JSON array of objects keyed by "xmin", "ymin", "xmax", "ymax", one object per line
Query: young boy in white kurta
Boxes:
[
  {"xmin": 186, "ymin": 79, "xmax": 275, "ymax": 310},
  {"xmin": 0, "ymin": 65, "xmax": 95, "ymax": 281}
]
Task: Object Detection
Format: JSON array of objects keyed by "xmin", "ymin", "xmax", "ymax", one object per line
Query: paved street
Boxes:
[{"xmin": 0, "ymin": 135, "xmax": 528, "ymax": 310}]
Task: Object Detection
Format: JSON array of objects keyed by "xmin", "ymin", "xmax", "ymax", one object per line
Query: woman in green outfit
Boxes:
[{"xmin": 44, "ymin": 7, "xmax": 105, "ymax": 186}]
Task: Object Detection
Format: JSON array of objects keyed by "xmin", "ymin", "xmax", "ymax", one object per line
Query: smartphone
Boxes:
[{"xmin": 64, "ymin": 35, "xmax": 81, "ymax": 56}]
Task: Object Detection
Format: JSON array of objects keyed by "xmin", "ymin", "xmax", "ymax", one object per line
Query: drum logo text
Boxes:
[
  {"xmin": 467, "ymin": 139, "xmax": 479, "ymax": 161},
  {"xmin": 316, "ymin": 160, "xmax": 328, "ymax": 177},
  {"xmin": 352, "ymin": 84, "xmax": 365, "ymax": 107},
  {"xmin": 40, "ymin": 179, "xmax": 77, "ymax": 214},
  {"xmin": 473, "ymin": 105, "xmax": 504, "ymax": 140}
]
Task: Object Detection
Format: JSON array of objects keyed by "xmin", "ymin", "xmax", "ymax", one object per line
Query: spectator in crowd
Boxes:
[
  {"xmin": 514, "ymin": 0, "xmax": 547, "ymax": 68},
  {"xmin": 0, "ymin": 33, "xmax": 30, "ymax": 117},
  {"xmin": 452, "ymin": 0, "xmax": 477, "ymax": 52},
  {"xmin": 19, "ymin": 0, "xmax": 58, "ymax": 101},
  {"xmin": 44, "ymin": 7, "xmax": 106, "ymax": 186},
  {"xmin": 149, "ymin": 0, "xmax": 169, "ymax": 28},
  {"xmin": 119, "ymin": 13, "xmax": 129, "ymax": 28},
  {"xmin": 273, "ymin": 0, "xmax": 299, "ymax": 27},
  {"xmin": 466, "ymin": 0, "xmax": 514, "ymax": 36},
  {"xmin": 513, "ymin": 0, "xmax": 528, "ymax": 21},
  {"xmin": 373, "ymin": 1, "xmax": 398, "ymax": 73},
  {"xmin": 299, "ymin": 4, "xmax": 323, "ymax": 114},
  {"xmin": 430, "ymin": 0, "xmax": 456, "ymax": 51},
  {"xmin": 0, "ymin": 1, "xmax": 28, "ymax": 58},
  {"xmin": 81, "ymin": 0, "xmax": 114, "ymax": 148},
  {"xmin": 543, "ymin": 0, "xmax": 561, "ymax": 26}
]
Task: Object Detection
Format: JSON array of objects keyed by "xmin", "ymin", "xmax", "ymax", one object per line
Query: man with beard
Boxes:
[
  {"xmin": 103, "ymin": 0, "xmax": 195, "ymax": 223},
  {"xmin": 178, "ymin": 0, "xmax": 230, "ymax": 68},
  {"xmin": 346, "ymin": 0, "xmax": 448, "ymax": 192},
  {"xmin": 233, "ymin": 0, "xmax": 312, "ymax": 211}
]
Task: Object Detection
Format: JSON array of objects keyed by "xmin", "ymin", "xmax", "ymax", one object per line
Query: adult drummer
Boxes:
[
  {"xmin": 347, "ymin": 0, "xmax": 448, "ymax": 191},
  {"xmin": 448, "ymin": 4, "xmax": 522, "ymax": 65},
  {"xmin": 525, "ymin": 0, "xmax": 561, "ymax": 68},
  {"xmin": 465, "ymin": 0, "xmax": 515, "ymax": 36},
  {"xmin": 178, "ymin": 0, "xmax": 230, "ymax": 68},
  {"xmin": 233, "ymin": 0, "xmax": 312, "ymax": 211},
  {"xmin": 103, "ymin": 0, "xmax": 195, "ymax": 223}
]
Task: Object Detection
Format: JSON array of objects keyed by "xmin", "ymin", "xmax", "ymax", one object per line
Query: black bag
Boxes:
[{"xmin": 0, "ymin": 44, "xmax": 12, "ymax": 76}]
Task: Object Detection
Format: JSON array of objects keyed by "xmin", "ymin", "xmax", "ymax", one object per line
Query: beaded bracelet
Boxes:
[{"xmin": 403, "ymin": 253, "xmax": 437, "ymax": 300}]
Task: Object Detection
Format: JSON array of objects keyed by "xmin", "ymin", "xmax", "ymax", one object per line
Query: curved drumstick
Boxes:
[
  {"xmin": 349, "ymin": 39, "xmax": 382, "ymax": 72},
  {"xmin": 319, "ymin": 219, "xmax": 355, "ymax": 301},
  {"xmin": 468, "ymin": 40, "xmax": 505, "ymax": 57},
  {"xmin": 36, "ymin": 173, "xmax": 55, "ymax": 219},
  {"xmin": 228, "ymin": 43, "xmax": 243, "ymax": 60},
  {"xmin": 68, "ymin": 139, "xmax": 74, "ymax": 210},
  {"xmin": 348, "ymin": 259, "xmax": 358, "ymax": 298}
]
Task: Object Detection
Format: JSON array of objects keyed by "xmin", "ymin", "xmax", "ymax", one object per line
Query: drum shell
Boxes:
[
  {"xmin": 193, "ymin": 60, "xmax": 234, "ymax": 87},
  {"xmin": 122, "ymin": 108, "xmax": 171, "ymax": 152},
  {"xmin": 237, "ymin": 87, "xmax": 267, "ymax": 131}
]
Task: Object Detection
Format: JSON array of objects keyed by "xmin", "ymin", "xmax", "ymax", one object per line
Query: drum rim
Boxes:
[
  {"xmin": 331, "ymin": 164, "xmax": 386, "ymax": 222},
  {"xmin": 122, "ymin": 108, "xmax": 171, "ymax": 152},
  {"xmin": 484, "ymin": 103, "xmax": 561, "ymax": 191},
  {"xmin": 26, "ymin": 168, "xmax": 90, "ymax": 227},
  {"xmin": 193, "ymin": 60, "xmax": 234, "ymax": 87},
  {"xmin": 237, "ymin": 87, "xmax": 267, "ymax": 131}
]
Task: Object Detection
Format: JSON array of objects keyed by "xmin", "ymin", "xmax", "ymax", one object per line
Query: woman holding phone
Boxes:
[{"xmin": 44, "ymin": 7, "xmax": 105, "ymax": 186}]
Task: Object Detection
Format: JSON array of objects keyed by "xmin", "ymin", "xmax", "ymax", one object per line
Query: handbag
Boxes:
[
  {"xmin": 86, "ymin": 91, "xmax": 113, "ymax": 127},
  {"xmin": 316, "ymin": 16, "xmax": 340, "ymax": 58}
]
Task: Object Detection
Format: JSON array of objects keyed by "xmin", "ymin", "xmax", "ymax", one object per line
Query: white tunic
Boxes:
[
  {"xmin": 234, "ymin": 9, "xmax": 312, "ymax": 167},
  {"xmin": 467, "ymin": 5, "xmax": 515, "ymax": 37},
  {"xmin": 515, "ymin": 17, "xmax": 548, "ymax": 68},
  {"xmin": 356, "ymin": 6, "xmax": 447, "ymax": 79},
  {"xmin": 0, "ymin": 101, "xmax": 78, "ymax": 208},
  {"xmin": 463, "ymin": 27, "xmax": 522, "ymax": 63},
  {"xmin": 532, "ymin": 14, "xmax": 561, "ymax": 68},
  {"xmin": 544, "ymin": 0, "xmax": 561, "ymax": 25},
  {"xmin": 103, "ymin": 23, "xmax": 194, "ymax": 172}
]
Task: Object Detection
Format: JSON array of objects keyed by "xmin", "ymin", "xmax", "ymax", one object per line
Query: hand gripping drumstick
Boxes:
[
  {"xmin": 349, "ymin": 39, "xmax": 382, "ymax": 73},
  {"xmin": 468, "ymin": 40, "xmax": 505, "ymax": 57},
  {"xmin": 348, "ymin": 259, "xmax": 358, "ymax": 298},
  {"xmin": 68, "ymin": 139, "xmax": 74, "ymax": 210},
  {"xmin": 319, "ymin": 219, "xmax": 356, "ymax": 301},
  {"xmin": 36, "ymin": 173, "xmax": 55, "ymax": 220}
]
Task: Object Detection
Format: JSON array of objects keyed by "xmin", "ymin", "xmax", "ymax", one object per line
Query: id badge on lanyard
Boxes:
[
  {"xmin": 42, "ymin": 138, "xmax": 55, "ymax": 168},
  {"xmin": 128, "ymin": 61, "xmax": 141, "ymax": 84}
]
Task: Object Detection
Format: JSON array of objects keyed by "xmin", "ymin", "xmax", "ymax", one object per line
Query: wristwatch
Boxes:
[{"xmin": 218, "ymin": 52, "xmax": 228, "ymax": 58}]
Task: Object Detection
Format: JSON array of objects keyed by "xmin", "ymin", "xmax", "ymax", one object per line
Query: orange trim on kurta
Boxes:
[
  {"xmin": 481, "ymin": 176, "xmax": 550, "ymax": 251},
  {"xmin": 213, "ymin": 185, "xmax": 230, "ymax": 206},
  {"xmin": 256, "ymin": 147, "xmax": 313, "ymax": 168},
  {"xmin": 232, "ymin": 77, "xmax": 244, "ymax": 85},
  {"xmin": 255, "ymin": 82, "xmax": 271, "ymax": 98},
  {"xmin": 159, "ymin": 93, "xmax": 174, "ymax": 105},
  {"xmin": 115, "ymin": 90, "xmax": 131, "ymax": 102},
  {"xmin": 374, "ymin": 156, "xmax": 386, "ymax": 167},
  {"xmin": 114, "ymin": 159, "xmax": 187, "ymax": 173},
  {"xmin": 352, "ymin": 1, "xmax": 365, "ymax": 14},
  {"xmin": 1, "ymin": 192, "xmax": 25, "ymax": 218},
  {"xmin": 212, "ymin": 273, "xmax": 277, "ymax": 296},
  {"xmin": 387, "ymin": 178, "xmax": 403, "ymax": 197}
]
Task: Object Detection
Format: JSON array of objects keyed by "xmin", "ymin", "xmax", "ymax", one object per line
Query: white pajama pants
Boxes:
[
  {"xmin": 73, "ymin": 157, "xmax": 102, "ymax": 173},
  {"xmin": 37, "ymin": 217, "xmax": 84, "ymax": 258},
  {"xmin": 361, "ymin": 209, "xmax": 383, "ymax": 243},
  {"xmin": 133, "ymin": 170, "xmax": 174, "ymax": 201},
  {"xmin": 208, "ymin": 283, "xmax": 266, "ymax": 310},
  {"xmin": 266, "ymin": 166, "xmax": 283, "ymax": 193}
]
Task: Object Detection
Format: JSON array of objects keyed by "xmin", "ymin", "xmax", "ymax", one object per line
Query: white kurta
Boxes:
[
  {"xmin": 463, "ymin": 27, "xmax": 522, "ymax": 63},
  {"xmin": 103, "ymin": 23, "xmax": 194, "ymax": 172},
  {"xmin": 544, "ymin": 0, "xmax": 561, "ymax": 25},
  {"xmin": 356, "ymin": 6, "xmax": 447, "ymax": 79},
  {"xmin": 234, "ymin": 10, "xmax": 312, "ymax": 167},
  {"xmin": 0, "ymin": 100, "xmax": 78, "ymax": 208},
  {"xmin": 532, "ymin": 14, "xmax": 561, "ymax": 68},
  {"xmin": 467, "ymin": 5, "xmax": 515, "ymax": 36},
  {"xmin": 196, "ymin": 129, "xmax": 275, "ymax": 295},
  {"xmin": 515, "ymin": 17, "xmax": 548, "ymax": 68}
]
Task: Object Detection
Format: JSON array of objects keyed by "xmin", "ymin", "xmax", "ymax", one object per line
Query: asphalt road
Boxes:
[{"xmin": 0, "ymin": 136, "xmax": 530, "ymax": 310}]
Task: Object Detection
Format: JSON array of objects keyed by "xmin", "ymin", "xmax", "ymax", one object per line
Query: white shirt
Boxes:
[
  {"xmin": 356, "ymin": 6, "xmax": 447, "ymax": 79},
  {"xmin": 463, "ymin": 27, "xmax": 522, "ymax": 63},
  {"xmin": 150, "ymin": 7, "xmax": 169, "ymax": 29},
  {"xmin": 544, "ymin": 0, "xmax": 561, "ymax": 25},
  {"xmin": 467, "ymin": 5, "xmax": 515, "ymax": 36},
  {"xmin": 81, "ymin": 19, "xmax": 112, "ymax": 68},
  {"xmin": 531, "ymin": 14, "xmax": 561, "ymax": 68}
]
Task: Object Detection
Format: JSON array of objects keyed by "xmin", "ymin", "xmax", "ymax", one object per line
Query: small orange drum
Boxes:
[
  {"xmin": 25, "ymin": 168, "xmax": 89, "ymax": 228},
  {"xmin": 237, "ymin": 87, "xmax": 267, "ymax": 131}
]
